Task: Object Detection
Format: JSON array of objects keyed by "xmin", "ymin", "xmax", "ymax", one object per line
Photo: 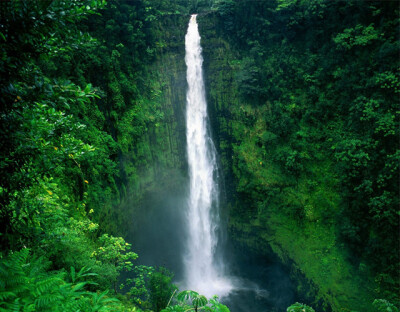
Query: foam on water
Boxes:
[{"xmin": 183, "ymin": 14, "xmax": 233, "ymax": 299}]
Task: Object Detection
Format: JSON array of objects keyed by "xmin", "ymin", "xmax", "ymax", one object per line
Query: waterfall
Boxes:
[{"xmin": 183, "ymin": 14, "xmax": 232, "ymax": 299}]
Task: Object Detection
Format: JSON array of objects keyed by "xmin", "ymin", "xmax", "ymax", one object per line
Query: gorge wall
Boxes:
[
  {"xmin": 2, "ymin": 1, "xmax": 397, "ymax": 311},
  {"xmin": 89, "ymin": 2, "xmax": 398, "ymax": 311},
  {"xmin": 198, "ymin": 13, "xmax": 370, "ymax": 311},
  {"xmin": 128, "ymin": 11, "xmax": 370, "ymax": 312}
]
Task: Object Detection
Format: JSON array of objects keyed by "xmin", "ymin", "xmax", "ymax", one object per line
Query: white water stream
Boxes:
[{"xmin": 183, "ymin": 14, "xmax": 233, "ymax": 299}]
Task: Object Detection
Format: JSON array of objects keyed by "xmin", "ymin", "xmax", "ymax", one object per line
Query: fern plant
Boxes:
[
  {"xmin": 161, "ymin": 290, "xmax": 230, "ymax": 312},
  {"xmin": 287, "ymin": 302, "xmax": 315, "ymax": 312},
  {"xmin": 0, "ymin": 248, "xmax": 64, "ymax": 311},
  {"xmin": 373, "ymin": 299, "xmax": 399, "ymax": 312},
  {"xmin": 0, "ymin": 249, "xmax": 122, "ymax": 312}
]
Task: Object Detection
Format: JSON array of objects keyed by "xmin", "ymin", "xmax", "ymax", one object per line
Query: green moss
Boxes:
[{"xmin": 197, "ymin": 12, "xmax": 381, "ymax": 311}]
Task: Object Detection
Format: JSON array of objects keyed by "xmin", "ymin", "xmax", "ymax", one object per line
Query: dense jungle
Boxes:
[{"xmin": 0, "ymin": 1, "xmax": 399, "ymax": 311}]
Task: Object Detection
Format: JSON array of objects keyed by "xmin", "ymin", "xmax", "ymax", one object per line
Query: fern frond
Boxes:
[
  {"xmin": 91, "ymin": 290, "xmax": 107, "ymax": 303},
  {"xmin": 70, "ymin": 267, "xmax": 76, "ymax": 283},
  {"xmin": 65, "ymin": 298, "xmax": 85, "ymax": 312},
  {"xmin": 6, "ymin": 276, "xmax": 27, "ymax": 293},
  {"xmin": 35, "ymin": 293, "xmax": 63, "ymax": 308},
  {"xmin": 8, "ymin": 249, "xmax": 29, "ymax": 269},
  {"xmin": 90, "ymin": 290, "xmax": 120, "ymax": 310},
  {"xmin": 72, "ymin": 297, "xmax": 91, "ymax": 312},
  {"xmin": 27, "ymin": 255, "xmax": 50, "ymax": 278},
  {"xmin": 5, "ymin": 298, "xmax": 21, "ymax": 312},
  {"xmin": 33, "ymin": 276, "xmax": 63, "ymax": 297},
  {"xmin": 76, "ymin": 266, "xmax": 98, "ymax": 280},
  {"xmin": 71, "ymin": 281, "xmax": 87, "ymax": 292},
  {"xmin": 0, "ymin": 291, "xmax": 16, "ymax": 301},
  {"xmin": 0, "ymin": 264, "xmax": 9, "ymax": 277},
  {"xmin": 58, "ymin": 283, "xmax": 75, "ymax": 299}
]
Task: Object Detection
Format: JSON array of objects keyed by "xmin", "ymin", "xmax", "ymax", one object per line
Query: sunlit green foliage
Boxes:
[
  {"xmin": 0, "ymin": 0, "xmax": 178, "ymax": 311},
  {"xmin": 161, "ymin": 291, "xmax": 230, "ymax": 312},
  {"xmin": 0, "ymin": 249, "xmax": 121, "ymax": 312},
  {"xmin": 148, "ymin": 268, "xmax": 177, "ymax": 312},
  {"xmin": 1, "ymin": 0, "xmax": 399, "ymax": 311},
  {"xmin": 373, "ymin": 299, "xmax": 399, "ymax": 312},
  {"xmin": 287, "ymin": 302, "xmax": 315, "ymax": 312}
]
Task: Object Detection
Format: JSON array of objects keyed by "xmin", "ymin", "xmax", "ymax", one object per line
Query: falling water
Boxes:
[{"xmin": 183, "ymin": 14, "xmax": 232, "ymax": 299}]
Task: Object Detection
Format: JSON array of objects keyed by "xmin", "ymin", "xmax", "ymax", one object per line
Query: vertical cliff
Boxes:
[
  {"xmin": 195, "ymin": 11, "xmax": 382, "ymax": 311},
  {"xmin": 94, "ymin": 2, "xmax": 397, "ymax": 311}
]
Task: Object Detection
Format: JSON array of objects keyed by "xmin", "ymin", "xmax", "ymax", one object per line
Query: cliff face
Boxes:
[
  {"xmin": 122, "ymin": 4, "xmax": 397, "ymax": 311},
  {"xmin": 121, "ymin": 14, "xmax": 189, "ymax": 272},
  {"xmin": 2, "ymin": 1, "xmax": 396, "ymax": 311},
  {"xmin": 196, "ymin": 13, "xmax": 374, "ymax": 311},
  {"xmin": 127, "ymin": 12, "xmax": 370, "ymax": 310}
]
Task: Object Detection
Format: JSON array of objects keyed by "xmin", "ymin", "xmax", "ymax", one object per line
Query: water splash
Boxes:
[{"xmin": 183, "ymin": 14, "xmax": 232, "ymax": 299}]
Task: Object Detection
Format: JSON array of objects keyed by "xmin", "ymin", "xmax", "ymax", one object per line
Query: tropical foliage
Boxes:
[{"xmin": 0, "ymin": 0, "xmax": 398, "ymax": 311}]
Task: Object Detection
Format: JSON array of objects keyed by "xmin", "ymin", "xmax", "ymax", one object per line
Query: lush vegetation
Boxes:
[
  {"xmin": 0, "ymin": 0, "xmax": 398, "ymax": 311},
  {"xmin": 0, "ymin": 0, "xmax": 186, "ymax": 311},
  {"xmin": 201, "ymin": 0, "xmax": 399, "ymax": 310}
]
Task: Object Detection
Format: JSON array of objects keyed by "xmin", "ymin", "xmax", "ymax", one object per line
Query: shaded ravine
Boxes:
[
  {"xmin": 182, "ymin": 15, "xmax": 297, "ymax": 312},
  {"xmin": 128, "ymin": 14, "xmax": 299, "ymax": 312}
]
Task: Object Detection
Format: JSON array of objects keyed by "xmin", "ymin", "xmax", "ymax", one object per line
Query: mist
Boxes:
[
  {"xmin": 223, "ymin": 248, "xmax": 298, "ymax": 312},
  {"xmin": 127, "ymin": 171, "xmax": 188, "ymax": 280}
]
